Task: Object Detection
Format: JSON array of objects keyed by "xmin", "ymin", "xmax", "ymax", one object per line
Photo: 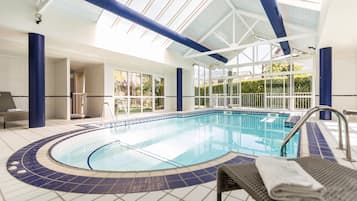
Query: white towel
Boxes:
[{"xmin": 255, "ymin": 157, "xmax": 325, "ymax": 201}]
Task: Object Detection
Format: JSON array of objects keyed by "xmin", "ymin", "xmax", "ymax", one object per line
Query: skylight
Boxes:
[
  {"xmin": 96, "ymin": 0, "xmax": 209, "ymax": 48},
  {"xmin": 278, "ymin": 0, "xmax": 321, "ymax": 11}
]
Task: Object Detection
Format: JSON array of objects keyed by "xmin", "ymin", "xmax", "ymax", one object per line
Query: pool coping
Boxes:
[{"xmin": 6, "ymin": 109, "xmax": 335, "ymax": 194}]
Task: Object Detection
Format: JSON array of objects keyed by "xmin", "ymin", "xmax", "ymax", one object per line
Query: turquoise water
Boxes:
[{"xmin": 51, "ymin": 112, "xmax": 299, "ymax": 171}]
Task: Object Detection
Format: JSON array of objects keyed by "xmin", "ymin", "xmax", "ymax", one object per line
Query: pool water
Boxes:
[{"xmin": 51, "ymin": 112, "xmax": 299, "ymax": 171}]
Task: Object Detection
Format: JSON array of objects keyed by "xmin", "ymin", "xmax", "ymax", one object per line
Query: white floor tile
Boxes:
[
  {"xmin": 183, "ymin": 186, "xmax": 211, "ymax": 201},
  {"xmin": 203, "ymin": 189, "xmax": 228, "ymax": 201},
  {"xmin": 229, "ymin": 190, "xmax": 249, "ymax": 201},
  {"xmin": 137, "ymin": 191, "xmax": 166, "ymax": 201},
  {"xmin": 159, "ymin": 194, "xmax": 180, "ymax": 201},
  {"xmin": 94, "ymin": 194, "xmax": 119, "ymax": 201},
  {"xmin": 202, "ymin": 181, "xmax": 216, "ymax": 189},
  {"xmin": 71, "ymin": 194, "xmax": 102, "ymax": 201},
  {"xmin": 169, "ymin": 186, "xmax": 196, "ymax": 199},
  {"xmin": 121, "ymin": 192, "xmax": 148, "ymax": 201},
  {"xmin": 27, "ymin": 192, "xmax": 59, "ymax": 201}
]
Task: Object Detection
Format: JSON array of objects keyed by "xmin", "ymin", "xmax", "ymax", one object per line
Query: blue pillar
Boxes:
[
  {"xmin": 177, "ymin": 68, "xmax": 182, "ymax": 111},
  {"xmin": 29, "ymin": 33, "xmax": 45, "ymax": 128},
  {"xmin": 319, "ymin": 47, "xmax": 332, "ymax": 120}
]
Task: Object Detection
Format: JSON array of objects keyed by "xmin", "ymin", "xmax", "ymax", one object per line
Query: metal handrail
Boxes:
[{"xmin": 280, "ymin": 105, "xmax": 352, "ymax": 161}]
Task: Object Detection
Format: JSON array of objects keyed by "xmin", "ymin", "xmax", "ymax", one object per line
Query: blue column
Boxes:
[
  {"xmin": 29, "ymin": 33, "xmax": 45, "ymax": 128},
  {"xmin": 177, "ymin": 68, "xmax": 182, "ymax": 111},
  {"xmin": 319, "ymin": 47, "xmax": 332, "ymax": 120}
]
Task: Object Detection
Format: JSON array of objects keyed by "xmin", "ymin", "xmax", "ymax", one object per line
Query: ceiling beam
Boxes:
[
  {"xmin": 236, "ymin": 9, "xmax": 314, "ymax": 33},
  {"xmin": 127, "ymin": 0, "xmax": 155, "ymax": 33},
  {"xmin": 184, "ymin": 11, "xmax": 234, "ymax": 57},
  {"xmin": 260, "ymin": 0, "xmax": 291, "ymax": 55},
  {"xmin": 185, "ymin": 33, "xmax": 315, "ymax": 58},
  {"xmin": 237, "ymin": 19, "xmax": 259, "ymax": 45},
  {"xmin": 213, "ymin": 32, "xmax": 231, "ymax": 47}
]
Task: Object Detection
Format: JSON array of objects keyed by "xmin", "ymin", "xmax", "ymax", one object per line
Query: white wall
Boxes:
[
  {"xmin": 183, "ymin": 68, "xmax": 194, "ymax": 111},
  {"xmin": 85, "ymin": 64, "xmax": 105, "ymax": 117},
  {"xmin": 315, "ymin": 48, "xmax": 357, "ymax": 112},
  {"xmin": 54, "ymin": 59, "xmax": 70, "ymax": 119},
  {"xmin": 332, "ymin": 49, "xmax": 357, "ymax": 111},
  {"xmin": 0, "ymin": 54, "xmax": 70, "ymax": 119},
  {"xmin": 318, "ymin": 0, "xmax": 357, "ymax": 112},
  {"xmin": 0, "ymin": 54, "xmax": 28, "ymax": 110}
]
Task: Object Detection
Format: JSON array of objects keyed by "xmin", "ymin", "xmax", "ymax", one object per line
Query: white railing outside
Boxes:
[{"xmin": 209, "ymin": 92, "xmax": 312, "ymax": 110}]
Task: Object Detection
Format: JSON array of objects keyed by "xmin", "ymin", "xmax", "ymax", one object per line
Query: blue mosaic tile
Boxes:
[
  {"xmin": 72, "ymin": 184, "xmax": 95, "ymax": 193},
  {"xmin": 192, "ymin": 169, "xmax": 209, "ymax": 176},
  {"xmin": 108, "ymin": 182, "xmax": 130, "ymax": 193},
  {"xmin": 180, "ymin": 172, "xmax": 195, "ymax": 179},
  {"xmin": 166, "ymin": 174, "xmax": 181, "ymax": 181},
  {"xmin": 205, "ymin": 167, "xmax": 217, "ymax": 173},
  {"xmin": 90, "ymin": 185, "xmax": 113, "ymax": 194},
  {"xmin": 184, "ymin": 177, "xmax": 202, "ymax": 185},
  {"xmin": 199, "ymin": 174, "xmax": 216, "ymax": 182},
  {"xmin": 167, "ymin": 180, "xmax": 186, "ymax": 189},
  {"xmin": 41, "ymin": 181, "xmax": 65, "ymax": 189},
  {"xmin": 28, "ymin": 178, "xmax": 50, "ymax": 186},
  {"xmin": 22, "ymin": 175, "xmax": 40, "ymax": 183},
  {"xmin": 47, "ymin": 173, "xmax": 66, "ymax": 180},
  {"xmin": 100, "ymin": 178, "xmax": 118, "ymax": 185},
  {"xmin": 84, "ymin": 177, "xmax": 103, "ymax": 185},
  {"xmin": 69, "ymin": 176, "xmax": 88, "ymax": 184},
  {"xmin": 127, "ymin": 183, "xmax": 149, "ymax": 193},
  {"xmin": 58, "ymin": 174, "xmax": 78, "ymax": 182},
  {"xmin": 55, "ymin": 183, "xmax": 79, "ymax": 192}
]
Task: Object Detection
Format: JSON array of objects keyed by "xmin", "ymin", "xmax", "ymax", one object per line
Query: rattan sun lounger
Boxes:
[{"xmin": 217, "ymin": 157, "xmax": 357, "ymax": 201}]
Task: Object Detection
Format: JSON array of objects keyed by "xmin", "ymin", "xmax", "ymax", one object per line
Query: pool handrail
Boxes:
[{"xmin": 280, "ymin": 105, "xmax": 352, "ymax": 161}]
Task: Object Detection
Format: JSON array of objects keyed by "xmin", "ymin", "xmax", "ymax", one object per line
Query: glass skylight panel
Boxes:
[
  {"xmin": 115, "ymin": 18, "xmax": 133, "ymax": 33},
  {"xmin": 130, "ymin": 26, "xmax": 145, "ymax": 38},
  {"xmin": 97, "ymin": 10, "xmax": 117, "ymax": 27},
  {"xmin": 278, "ymin": 0, "xmax": 321, "ymax": 10},
  {"xmin": 145, "ymin": 0, "xmax": 168, "ymax": 20},
  {"xmin": 157, "ymin": 0, "xmax": 187, "ymax": 26},
  {"xmin": 256, "ymin": 44, "xmax": 271, "ymax": 62},
  {"xmin": 141, "ymin": 31, "xmax": 157, "ymax": 42},
  {"xmin": 96, "ymin": 0, "xmax": 210, "ymax": 48},
  {"xmin": 129, "ymin": 0, "xmax": 150, "ymax": 13},
  {"xmin": 238, "ymin": 47, "xmax": 253, "ymax": 64},
  {"xmin": 152, "ymin": 36, "xmax": 166, "ymax": 46},
  {"xmin": 170, "ymin": 0, "xmax": 203, "ymax": 31}
]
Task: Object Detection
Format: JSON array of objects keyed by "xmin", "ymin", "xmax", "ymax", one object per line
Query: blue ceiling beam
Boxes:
[
  {"xmin": 260, "ymin": 0, "xmax": 291, "ymax": 55},
  {"xmin": 86, "ymin": 0, "xmax": 228, "ymax": 63}
]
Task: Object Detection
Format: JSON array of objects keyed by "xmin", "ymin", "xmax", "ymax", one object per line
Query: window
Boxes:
[
  {"xmin": 155, "ymin": 77, "xmax": 165, "ymax": 110},
  {"xmin": 199, "ymin": 43, "xmax": 314, "ymax": 110},
  {"xmin": 114, "ymin": 70, "xmax": 165, "ymax": 115},
  {"xmin": 194, "ymin": 64, "xmax": 210, "ymax": 109}
]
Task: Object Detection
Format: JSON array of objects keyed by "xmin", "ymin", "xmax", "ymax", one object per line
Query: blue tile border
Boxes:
[
  {"xmin": 306, "ymin": 122, "xmax": 336, "ymax": 162},
  {"xmin": 6, "ymin": 132, "xmax": 254, "ymax": 193},
  {"xmin": 6, "ymin": 110, "xmax": 299, "ymax": 194}
]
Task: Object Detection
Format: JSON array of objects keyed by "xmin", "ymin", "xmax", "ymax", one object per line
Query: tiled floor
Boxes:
[
  {"xmin": 0, "ymin": 119, "xmax": 254, "ymax": 201},
  {"xmin": 1, "ymin": 116, "xmax": 356, "ymax": 201}
]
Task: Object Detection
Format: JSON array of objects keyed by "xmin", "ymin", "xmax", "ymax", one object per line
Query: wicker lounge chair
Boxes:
[
  {"xmin": 0, "ymin": 92, "xmax": 28, "ymax": 128},
  {"xmin": 217, "ymin": 157, "xmax": 357, "ymax": 201}
]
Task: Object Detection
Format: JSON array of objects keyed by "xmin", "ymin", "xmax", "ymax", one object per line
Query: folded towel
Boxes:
[
  {"xmin": 255, "ymin": 157, "xmax": 325, "ymax": 201},
  {"xmin": 7, "ymin": 108, "xmax": 24, "ymax": 112}
]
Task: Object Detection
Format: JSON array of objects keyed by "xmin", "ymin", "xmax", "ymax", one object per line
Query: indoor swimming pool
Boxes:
[{"xmin": 51, "ymin": 111, "xmax": 299, "ymax": 171}]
